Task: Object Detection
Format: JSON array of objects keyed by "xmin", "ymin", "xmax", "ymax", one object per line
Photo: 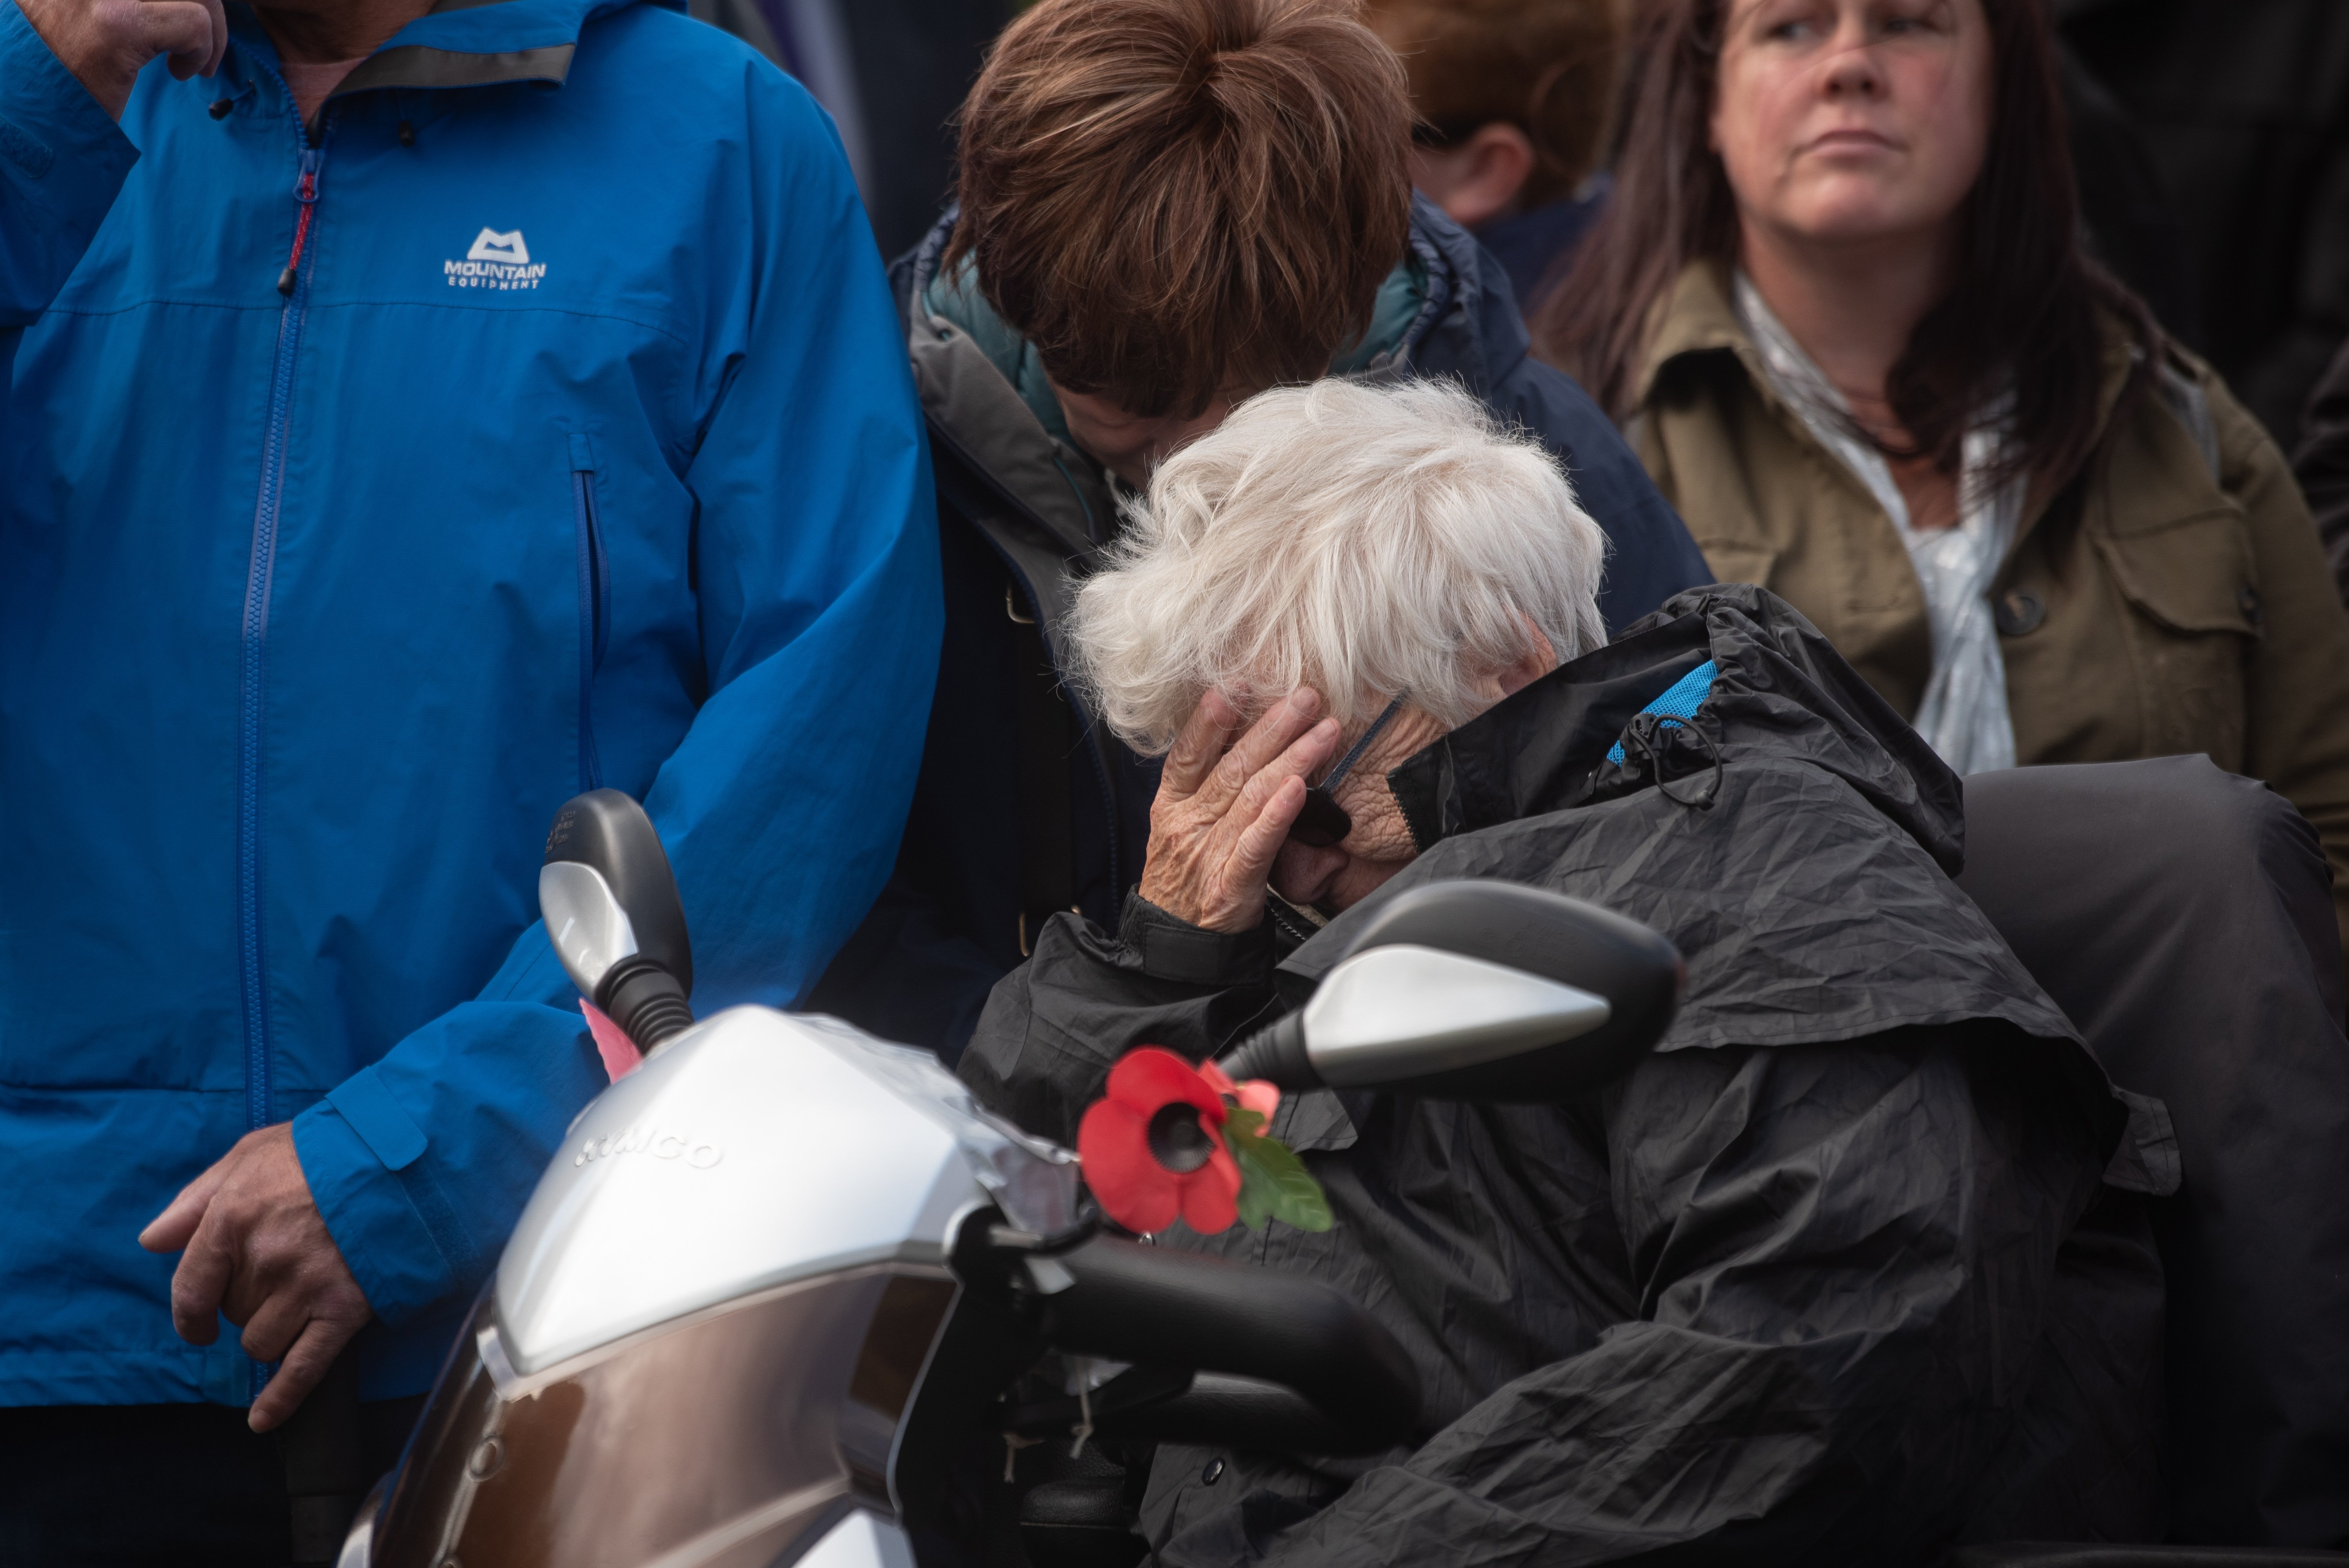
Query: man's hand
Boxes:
[
  {"xmin": 15, "ymin": 0, "xmax": 229, "ymax": 120},
  {"xmin": 1138, "ymin": 687, "xmax": 1339, "ymax": 933},
  {"xmin": 139, "ymin": 1123, "xmax": 373, "ymax": 1433}
]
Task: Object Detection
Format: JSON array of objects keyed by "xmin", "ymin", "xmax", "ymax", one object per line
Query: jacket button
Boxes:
[
  {"xmin": 1201, "ymin": 1457, "xmax": 1225, "ymax": 1485},
  {"xmin": 2239, "ymin": 585, "xmax": 2263, "ymax": 625},
  {"xmin": 1994, "ymin": 589, "xmax": 2046, "ymax": 637}
]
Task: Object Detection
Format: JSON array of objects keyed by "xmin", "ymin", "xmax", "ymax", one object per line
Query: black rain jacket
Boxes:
[{"xmin": 960, "ymin": 585, "xmax": 2178, "ymax": 1565}]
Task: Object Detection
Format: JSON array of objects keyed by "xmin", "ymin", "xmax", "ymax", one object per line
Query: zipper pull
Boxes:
[{"xmin": 276, "ymin": 148, "xmax": 324, "ymax": 298}]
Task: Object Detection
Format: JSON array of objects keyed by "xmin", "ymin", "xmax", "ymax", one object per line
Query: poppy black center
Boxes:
[{"xmin": 1146, "ymin": 1102, "xmax": 1215, "ymax": 1173}]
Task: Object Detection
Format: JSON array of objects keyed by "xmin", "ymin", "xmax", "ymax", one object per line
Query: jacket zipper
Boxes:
[
  {"xmin": 570, "ymin": 440, "xmax": 608, "ymax": 792},
  {"xmin": 275, "ymin": 153, "xmax": 319, "ymax": 296},
  {"xmin": 239, "ymin": 135, "xmax": 323, "ymax": 1164}
]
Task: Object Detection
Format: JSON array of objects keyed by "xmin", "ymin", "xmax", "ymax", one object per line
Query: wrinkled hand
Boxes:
[
  {"xmin": 1138, "ymin": 688, "xmax": 1339, "ymax": 933},
  {"xmin": 140, "ymin": 1123, "xmax": 372, "ymax": 1433},
  {"xmin": 16, "ymin": 0, "xmax": 229, "ymax": 120}
]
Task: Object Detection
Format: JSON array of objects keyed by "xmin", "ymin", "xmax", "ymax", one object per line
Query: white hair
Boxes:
[{"xmin": 1066, "ymin": 377, "xmax": 1610, "ymax": 753}]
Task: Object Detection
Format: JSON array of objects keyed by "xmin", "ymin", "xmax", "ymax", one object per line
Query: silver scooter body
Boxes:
[
  {"xmin": 346, "ymin": 1004, "xmax": 1077, "ymax": 1568},
  {"xmin": 345, "ymin": 793, "xmax": 1681, "ymax": 1568}
]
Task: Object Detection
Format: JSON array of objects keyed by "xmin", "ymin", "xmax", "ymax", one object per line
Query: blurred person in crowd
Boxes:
[
  {"xmin": 1362, "ymin": 0, "xmax": 1624, "ymax": 317},
  {"xmin": 2296, "ymin": 334, "xmax": 2349, "ymax": 605},
  {"xmin": 0, "ymin": 0, "xmax": 937, "ymax": 1557},
  {"xmin": 1541, "ymin": 0, "xmax": 2349, "ymax": 1544},
  {"xmin": 2060, "ymin": 0, "xmax": 2349, "ymax": 445},
  {"xmin": 803, "ymin": 0, "xmax": 1710, "ymax": 1060},
  {"xmin": 964, "ymin": 377, "xmax": 2172, "ymax": 1561}
]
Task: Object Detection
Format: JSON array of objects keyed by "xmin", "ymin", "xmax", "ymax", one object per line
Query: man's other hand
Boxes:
[
  {"xmin": 139, "ymin": 1123, "xmax": 373, "ymax": 1433},
  {"xmin": 15, "ymin": 0, "xmax": 230, "ymax": 120}
]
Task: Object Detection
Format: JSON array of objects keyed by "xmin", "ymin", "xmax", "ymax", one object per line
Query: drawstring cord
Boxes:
[{"xmin": 1624, "ymin": 717, "xmax": 1724, "ymax": 810}]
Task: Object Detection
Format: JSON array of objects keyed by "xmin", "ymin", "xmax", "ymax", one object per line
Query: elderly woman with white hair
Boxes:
[
  {"xmin": 1072, "ymin": 377, "xmax": 1606, "ymax": 937},
  {"xmin": 959, "ymin": 379, "xmax": 2167, "ymax": 1561}
]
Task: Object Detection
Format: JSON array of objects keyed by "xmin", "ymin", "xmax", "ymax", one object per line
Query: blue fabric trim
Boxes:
[
  {"xmin": 325, "ymin": 1065, "xmax": 429, "ymax": 1171},
  {"xmin": 0, "ymin": 119, "xmax": 53, "ymax": 182},
  {"xmin": 0, "ymin": 4, "xmax": 128, "ymax": 164},
  {"xmin": 0, "ymin": 4, "xmax": 140, "ymax": 326},
  {"xmin": 292, "ymin": 1100, "xmax": 460, "ymax": 1326},
  {"xmin": 1608, "ymin": 660, "xmax": 1719, "ymax": 765}
]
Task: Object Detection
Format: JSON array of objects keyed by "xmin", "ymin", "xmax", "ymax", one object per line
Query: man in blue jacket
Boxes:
[
  {"xmin": 0, "ymin": 0, "xmax": 939, "ymax": 1553},
  {"xmin": 804, "ymin": 0, "xmax": 1711, "ymax": 1061}
]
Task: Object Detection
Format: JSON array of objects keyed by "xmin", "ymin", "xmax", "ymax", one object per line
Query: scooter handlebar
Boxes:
[{"xmin": 1037, "ymin": 1234, "xmax": 1421, "ymax": 1451}]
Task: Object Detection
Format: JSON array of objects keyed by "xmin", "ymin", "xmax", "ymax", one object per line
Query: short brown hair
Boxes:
[
  {"xmin": 946, "ymin": 0, "xmax": 1413, "ymax": 420},
  {"xmin": 1364, "ymin": 0, "xmax": 1623, "ymax": 209}
]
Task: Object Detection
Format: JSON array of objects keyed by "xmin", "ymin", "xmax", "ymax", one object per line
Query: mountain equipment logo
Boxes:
[
  {"xmin": 467, "ymin": 229, "xmax": 529, "ymax": 265},
  {"xmin": 445, "ymin": 227, "xmax": 547, "ymax": 291}
]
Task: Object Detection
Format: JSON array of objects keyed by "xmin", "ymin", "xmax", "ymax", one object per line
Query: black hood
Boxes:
[
  {"xmin": 1391, "ymin": 582, "xmax": 1967, "ymax": 875},
  {"xmin": 1289, "ymin": 586, "xmax": 2102, "ymax": 1080}
]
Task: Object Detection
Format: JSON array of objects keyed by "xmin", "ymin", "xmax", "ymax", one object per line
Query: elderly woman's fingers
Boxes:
[
  {"xmin": 1161, "ymin": 689, "xmax": 1243, "ymax": 801},
  {"xmin": 1201, "ymin": 713, "xmax": 1338, "ymax": 871},
  {"xmin": 1198, "ymin": 689, "xmax": 1325, "ymax": 814},
  {"xmin": 1226, "ymin": 775, "xmax": 1310, "ymax": 894},
  {"xmin": 1216, "ymin": 713, "xmax": 1338, "ymax": 834},
  {"xmin": 1141, "ymin": 690, "xmax": 1339, "ymax": 933}
]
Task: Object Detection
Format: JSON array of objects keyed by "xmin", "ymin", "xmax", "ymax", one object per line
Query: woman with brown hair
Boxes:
[{"xmin": 1539, "ymin": 0, "xmax": 2349, "ymax": 955}]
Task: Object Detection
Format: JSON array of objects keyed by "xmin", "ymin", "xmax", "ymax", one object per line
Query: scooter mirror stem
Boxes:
[
  {"xmin": 1215, "ymin": 1012, "xmax": 1318, "ymax": 1092},
  {"xmin": 541, "ymin": 790, "xmax": 695, "ymax": 1053}
]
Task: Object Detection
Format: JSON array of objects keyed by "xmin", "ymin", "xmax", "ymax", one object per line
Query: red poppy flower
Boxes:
[{"xmin": 1078, "ymin": 1047, "xmax": 1242, "ymax": 1235}]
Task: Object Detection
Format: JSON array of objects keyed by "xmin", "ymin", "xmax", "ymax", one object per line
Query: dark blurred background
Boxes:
[
  {"xmin": 686, "ymin": 0, "xmax": 1015, "ymax": 260},
  {"xmin": 2060, "ymin": 0, "xmax": 2349, "ymax": 444}
]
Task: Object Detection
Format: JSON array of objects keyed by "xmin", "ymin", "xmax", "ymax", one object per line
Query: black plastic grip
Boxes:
[
  {"xmin": 1044, "ymin": 1236, "xmax": 1420, "ymax": 1449},
  {"xmin": 599, "ymin": 958, "xmax": 694, "ymax": 1052},
  {"xmin": 1092, "ymin": 1371, "xmax": 1386, "ymax": 1454},
  {"xmin": 1215, "ymin": 1012, "xmax": 1316, "ymax": 1091}
]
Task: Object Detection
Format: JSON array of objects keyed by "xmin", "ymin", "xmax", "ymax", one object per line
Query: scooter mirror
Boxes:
[
  {"xmin": 539, "ymin": 790, "xmax": 695, "ymax": 1053},
  {"xmin": 1218, "ymin": 881, "xmax": 1681, "ymax": 1101},
  {"xmin": 539, "ymin": 861, "xmax": 640, "ymax": 1001},
  {"xmin": 1286, "ymin": 944, "xmax": 1610, "ymax": 1088}
]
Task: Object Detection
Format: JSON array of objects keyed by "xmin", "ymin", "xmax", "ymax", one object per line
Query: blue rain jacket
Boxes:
[{"xmin": 0, "ymin": 0, "xmax": 940, "ymax": 1405}]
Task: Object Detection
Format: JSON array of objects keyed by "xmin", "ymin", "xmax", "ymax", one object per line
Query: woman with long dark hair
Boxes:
[
  {"xmin": 1543, "ymin": 4, "xmax": 2349, "ymax": 1547},
  {"xmin": 1540, "ymin": 0, "xmax": 2349, "ymax": 953}
]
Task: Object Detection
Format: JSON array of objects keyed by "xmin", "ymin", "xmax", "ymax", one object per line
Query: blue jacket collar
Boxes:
[{"xmin": 228, "ymin": 0, "xmax": 670, "ymax": 96}]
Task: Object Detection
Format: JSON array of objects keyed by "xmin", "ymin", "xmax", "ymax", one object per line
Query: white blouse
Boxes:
[{"xmin": 1734, "ymin": 272, "xmax": 2023, "ymax": 776}]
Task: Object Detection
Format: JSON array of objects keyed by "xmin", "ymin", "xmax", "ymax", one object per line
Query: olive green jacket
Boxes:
[{"xmin": 1631, "ymin": 261, "xmax": 2349, "ymax": 951}]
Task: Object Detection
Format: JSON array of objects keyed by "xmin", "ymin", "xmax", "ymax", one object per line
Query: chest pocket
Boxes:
[
  {"xmin": 2091, "ymin": 507, "xmax": 2261, "ymax": 764},
  {"xmin": 1697, "ymin": 539, "xmax": 1777, "ymax": 591}
]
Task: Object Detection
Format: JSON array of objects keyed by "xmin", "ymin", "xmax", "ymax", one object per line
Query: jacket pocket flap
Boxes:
[
  {"xmin": 2093, "ymin": 510, "xmax": 2259, "ymax": 637},
  {"xmin": 1697, "ymin": 538, "xmax": 1777, "ymax": 589},
  {"xmin": 326, "ymin": 1064, "xmax": 429, "ymax": 1172}
]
